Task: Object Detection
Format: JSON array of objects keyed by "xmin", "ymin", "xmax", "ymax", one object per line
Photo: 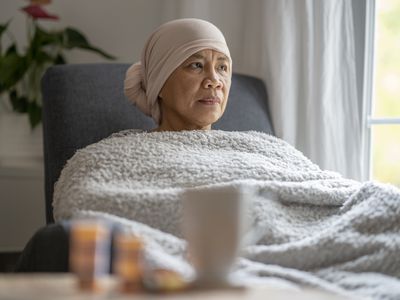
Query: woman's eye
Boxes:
[
  {"xmin": 218, "ymin": 64, "xmax": 228, "ymax": 72},
  {"xmin": 189, "ymin": 62, "xmax": 203, "ymax": 69}
]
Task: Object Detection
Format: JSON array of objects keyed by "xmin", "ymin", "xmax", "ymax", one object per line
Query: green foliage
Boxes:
[{"xmin": 0, "ymin": 19, "xmax": 115, "ymax": 128}]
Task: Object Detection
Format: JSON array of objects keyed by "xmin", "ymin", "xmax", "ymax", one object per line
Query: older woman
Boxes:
[{"xmin": 124, "ymin": 18, "xmax": 232, "ymax": 132}]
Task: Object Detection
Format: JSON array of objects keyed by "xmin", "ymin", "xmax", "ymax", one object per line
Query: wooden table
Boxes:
[{"xmin": 0, "ymin": 274, "xmax": 352, "ymax": 300}]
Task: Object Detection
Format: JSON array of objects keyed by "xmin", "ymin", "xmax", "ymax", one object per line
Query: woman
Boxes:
[
  {"xmin": 52, "ymin": 18, "xmax": 359, "ymax": 230},
  {"xmin": 124, "ymin": 18, "xmax": 232, "ymax": 132}
]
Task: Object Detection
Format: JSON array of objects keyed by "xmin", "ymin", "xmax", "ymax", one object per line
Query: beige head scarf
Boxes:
[{"xmin": 124, "ymin": 18, "xmax": 231, "ymax": 124}]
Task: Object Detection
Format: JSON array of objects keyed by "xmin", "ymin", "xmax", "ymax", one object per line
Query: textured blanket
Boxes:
[{"xmin": 53, "ymin": 130, "xmax": 400, "ymax": 299}]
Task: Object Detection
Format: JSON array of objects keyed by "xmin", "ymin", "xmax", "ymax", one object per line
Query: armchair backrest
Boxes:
[{"xmin": 41, "ymin": 63, "xmax": 274, "ymax": 224}]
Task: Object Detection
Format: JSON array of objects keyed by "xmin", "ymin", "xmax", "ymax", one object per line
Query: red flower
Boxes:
[{"xmin": 21, "ymin": 5, "xmax": 59, "ymax": 20}]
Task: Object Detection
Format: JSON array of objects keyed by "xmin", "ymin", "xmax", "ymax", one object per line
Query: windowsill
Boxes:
[{"xmin": 0, "ymin": 156, "xmax": 44, "ymax": 178}]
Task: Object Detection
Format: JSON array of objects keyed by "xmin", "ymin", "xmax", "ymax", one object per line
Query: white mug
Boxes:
[{"xmin": 181, "ymin": 185, "xmax": 252, "ymax": 287}]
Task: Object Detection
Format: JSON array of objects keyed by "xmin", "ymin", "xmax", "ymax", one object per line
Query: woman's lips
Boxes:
[{"xmin": 198, "ymin": 97, "xmax": 221, "ymax": 105}]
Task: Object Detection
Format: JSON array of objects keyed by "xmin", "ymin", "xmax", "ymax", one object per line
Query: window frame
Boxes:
[{"xmin": 363, "ymin": 0, "xmax": 400, "ymax": 181}]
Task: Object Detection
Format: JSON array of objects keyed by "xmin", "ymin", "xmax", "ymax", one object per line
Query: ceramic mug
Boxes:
[{"xmin": 181, "ymin": 185, "xmax": 252, "ymax": 287}]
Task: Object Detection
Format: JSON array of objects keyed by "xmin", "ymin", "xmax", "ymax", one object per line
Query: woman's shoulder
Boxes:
[
  {"xmin": 69, "ymin": 129, "xmax": 147, "ymax": 162},
  {"xmin": 78, "ymin": 129, "xmax": 147, "ymax": 153}
]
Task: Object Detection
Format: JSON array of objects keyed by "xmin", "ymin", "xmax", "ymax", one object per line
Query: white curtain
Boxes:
[{"xmin": 162, "ymin": 0, "xmax": 363, "ymax": 180}]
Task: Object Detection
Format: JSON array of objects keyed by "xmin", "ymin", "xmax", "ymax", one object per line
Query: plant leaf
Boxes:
[
  {"xmin": 9, "ymin": 89, "xmax": 42, "ymax": 128},
  {"xmin": 32, "ymin": 49, "xmax": 55, "ymax": 65},
  {"xmin": 5, "ymin": 44, "xmax": 18, "ymax": 55},
  {"xmin": 0, "ymin": 48, "xmax": 29, "ymax": 89},
  {"xmin": 54, "ymin": 53, "xmax": 66, "ymax": 64},
  {"xmin": 9, "ymin": 90, "xmax": 29, "ymax": 113},
  {"xmin": 27, "ymin": 26, "xmax": 63, "ymax": 66},
  {"xmin": 0, "ymin": 20, "xmax": 11, "ymax": 38},
  {"xmin": 31, "ymin": 25, "xmax": 63, "ymax": 49},
  {"xmin": 28, "ymin": 102, "xmax": 42, "ymax": 128},
  {"xmin": 77, "ymin": 44, "xmax": 115, "ymax": 60},
  {"xmin": 28, "ymin": 101, "xmax": 42, "ymax": 128},
  {"xmin": 63, "ymin": 27, "xmax": 89, "ymax": 48},
  {"xmin": 64, "ymin": 27, "xmax": 115, "ymax": 59}
]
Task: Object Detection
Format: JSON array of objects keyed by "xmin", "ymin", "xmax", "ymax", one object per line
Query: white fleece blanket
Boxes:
[{"xmin": 53, "ymin": 130, "xmax": 400, "ymax": 299}]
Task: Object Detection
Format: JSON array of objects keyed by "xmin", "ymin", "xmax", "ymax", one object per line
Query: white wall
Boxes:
[{"xmin": 0, "ymin": 0, "xmax": 165, "ymax": 64}]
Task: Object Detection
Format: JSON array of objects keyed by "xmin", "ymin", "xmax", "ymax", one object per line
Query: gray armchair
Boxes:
[{"xmin": 16, "ymin": 63, "xmax": 274, "ymax": 272}]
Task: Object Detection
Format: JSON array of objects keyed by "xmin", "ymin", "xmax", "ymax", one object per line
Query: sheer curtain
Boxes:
[{"xmin": 162, "ymin": 0, "xmax": 363, "ymax": 180}]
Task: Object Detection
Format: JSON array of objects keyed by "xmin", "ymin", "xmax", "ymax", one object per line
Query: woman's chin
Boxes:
[{"xmin": 191, "ymin": 115, "xmax": 222, "ymax": 129}]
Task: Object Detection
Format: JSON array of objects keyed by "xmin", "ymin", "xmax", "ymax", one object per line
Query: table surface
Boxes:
[{"xmin": 0, "ymin": 274, "xmax": 353, "ymax": 300}]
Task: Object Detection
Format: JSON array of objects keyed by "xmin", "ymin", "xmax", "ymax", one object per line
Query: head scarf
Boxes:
[{"xmin": 124, "ymin": 18, "xmax": 231, "ymax": 124}]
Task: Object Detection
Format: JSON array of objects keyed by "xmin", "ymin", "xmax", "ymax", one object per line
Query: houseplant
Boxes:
[{"xmin": 0, "ymin": 0, "xmax": 115, "ymax": 128}]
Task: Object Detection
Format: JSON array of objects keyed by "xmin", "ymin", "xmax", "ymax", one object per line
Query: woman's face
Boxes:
[{"xmin": 158, "ymin": 49, "xmax": 232, "ymax": 131}]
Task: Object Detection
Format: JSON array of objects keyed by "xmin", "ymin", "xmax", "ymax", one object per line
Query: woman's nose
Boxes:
[{"xmin": 203, "ymin": 71, "xmax": 222, "ymax": 89}]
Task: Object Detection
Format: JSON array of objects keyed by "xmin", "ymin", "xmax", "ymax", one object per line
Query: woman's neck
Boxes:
[
  {"xmin": 152, "ymin": 116, "xmax": 211, "ymax": 131},
  {"xmin": 153, "ymin": 119, "xmax": 211, "ymax": 132}
]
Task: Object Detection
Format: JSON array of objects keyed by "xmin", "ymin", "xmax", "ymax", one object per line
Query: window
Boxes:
[{"xmin": 365, "ymin": 0, "xmax": 400, "ymax": 187}]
